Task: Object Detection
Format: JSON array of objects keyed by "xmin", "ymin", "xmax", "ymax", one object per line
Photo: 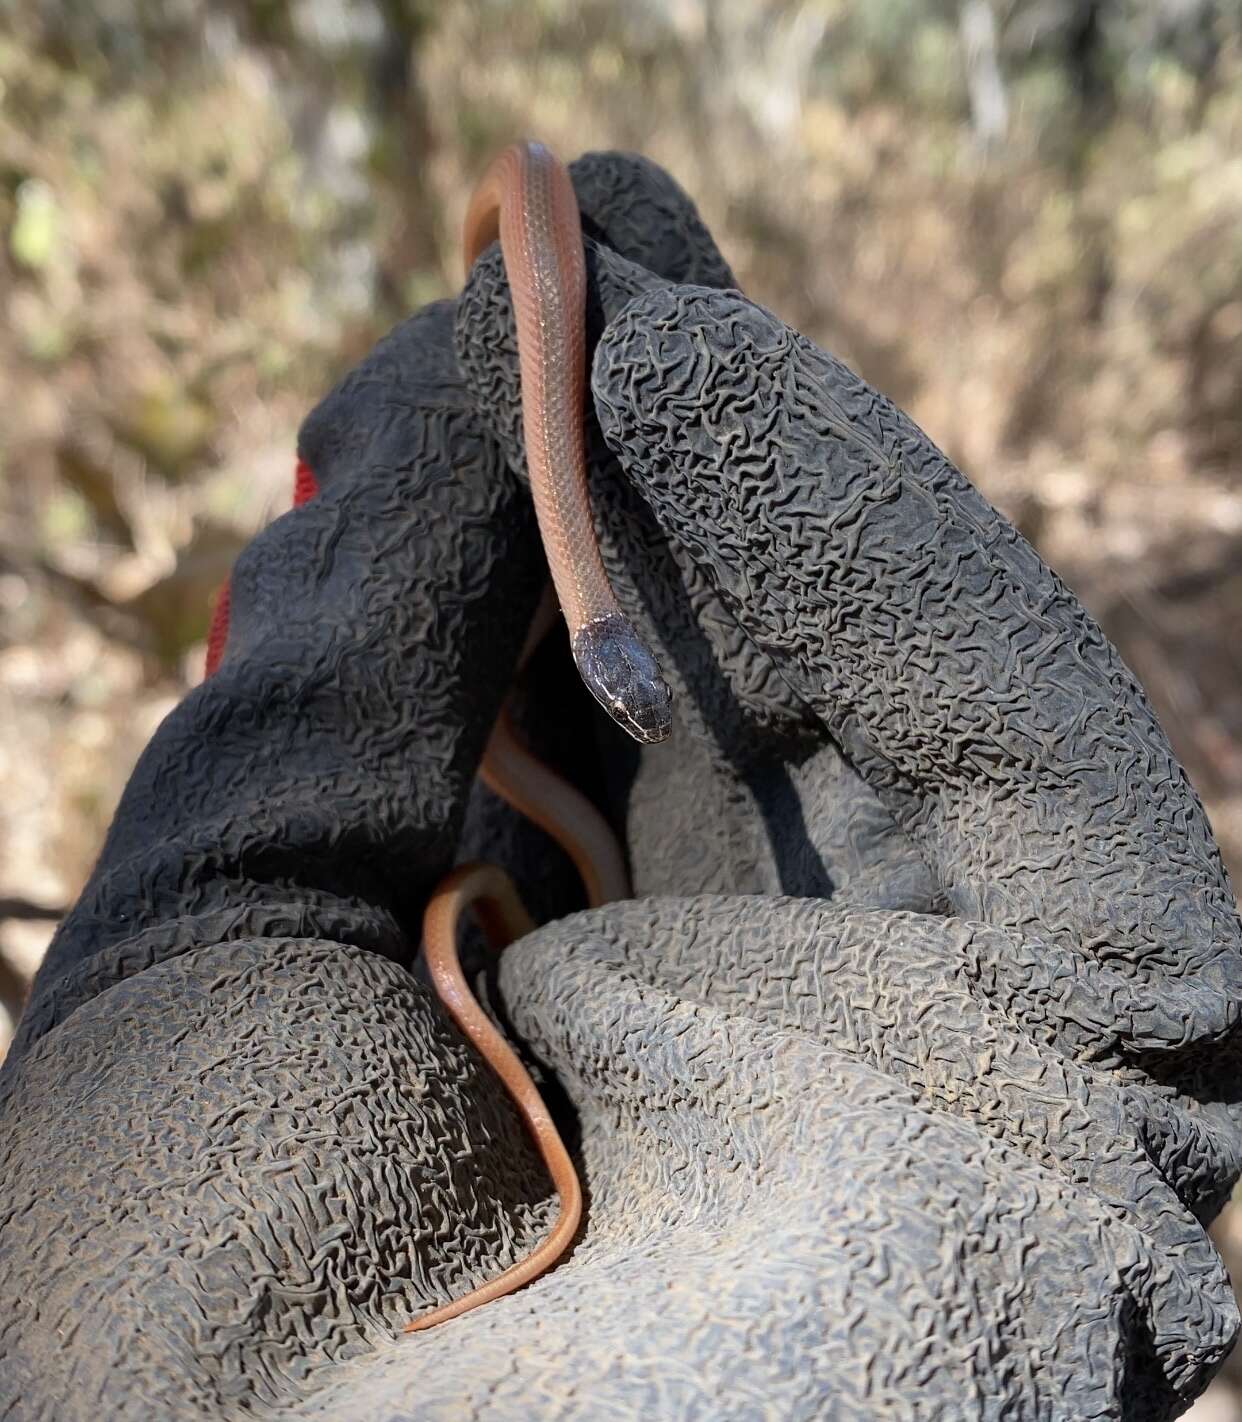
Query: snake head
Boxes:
[{"xmin": 573, "ymin": 614, "xmax": 673, "ymax": 745}]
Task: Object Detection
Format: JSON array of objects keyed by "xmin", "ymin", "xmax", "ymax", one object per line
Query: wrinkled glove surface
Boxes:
[{"xmin": 2, "ymin": 152, "xmax": 1240, "ymax": 1422}]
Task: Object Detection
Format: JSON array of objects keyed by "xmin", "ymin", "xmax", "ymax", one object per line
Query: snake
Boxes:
[{"xmin": 405, "ymin": 142, "xmax": 672, "ymax": 1333}]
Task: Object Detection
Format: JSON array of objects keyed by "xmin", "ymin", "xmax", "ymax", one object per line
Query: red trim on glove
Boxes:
[
  {"xmin": 292, "ymin": 457, "xmax": 319, "ymax": 508},
  {"xmin": 203, "ymin": 581, "xmax": 231, "ymax": 679},
  {"xmin": 204, "ymin": 457, "xmax": 319, "ymax": 679}
]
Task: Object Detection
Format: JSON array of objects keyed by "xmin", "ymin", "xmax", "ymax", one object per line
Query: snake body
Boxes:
[
  {"xmin": 406, "ymin": 142, "xmax": 668, "ymax": 1333},
  {"xmin": 462, "ymin": 141, "xmax": 671, "ymax": 744}
]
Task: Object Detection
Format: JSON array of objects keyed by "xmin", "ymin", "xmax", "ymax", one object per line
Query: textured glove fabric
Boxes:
[{"xmin": 1, "ymin": 152, "xmax": 1239, "ymax": 1422}]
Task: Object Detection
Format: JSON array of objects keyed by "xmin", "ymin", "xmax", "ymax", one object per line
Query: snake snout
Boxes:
[{"xmin": 573, "ymin": 613, "xmax": 673, "ymax": 745}]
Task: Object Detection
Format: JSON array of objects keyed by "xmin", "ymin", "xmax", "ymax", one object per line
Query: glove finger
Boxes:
[
  {"xmin": 20, "ymin": 302, "xmax": 544, "ymax": 1057},
  {"xmin": 568, "ymin": 148, "xmax": 737, "ymax": 290},
  {"xmin": 592, "ymin": 283, "xmax": 1242, "ymax": 1055}
]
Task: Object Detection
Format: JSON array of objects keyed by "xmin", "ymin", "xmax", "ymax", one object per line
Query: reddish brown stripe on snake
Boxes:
[
  {"xmin": 404, "ymin": 864, "xmax": 585, "ymax": 1334},
  {"xmin": 406, "ymin": 142, "xmax": 659, "ymax": 1333},
  {"xmin": 403, "ymin": 703, "xmax": 623, "ymax": 1334},
  {"xmin": 463, "ymin": 140, "xmax": 671, "ymax": 747}
]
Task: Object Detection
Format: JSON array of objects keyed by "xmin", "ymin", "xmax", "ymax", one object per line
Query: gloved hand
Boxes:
[{"xmin": 2, "ymin": 150, "xmax": 1239, "ymax": 1422}]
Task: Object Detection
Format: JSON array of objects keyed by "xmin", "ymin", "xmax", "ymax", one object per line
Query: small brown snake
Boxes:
[{"xmin": 405, "ymin": 142, "xmax": 671, "ymax": 1333}]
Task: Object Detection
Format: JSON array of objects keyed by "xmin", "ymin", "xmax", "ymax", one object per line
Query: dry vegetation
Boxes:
[{"xmin": 2, "ymin": 0, "xmax": 1241, "ymax": 1403}]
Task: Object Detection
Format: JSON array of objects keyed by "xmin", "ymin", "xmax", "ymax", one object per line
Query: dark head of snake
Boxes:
[{"xmin": 572, "ymin": 613, "xmax": 673, "ymax": 744}]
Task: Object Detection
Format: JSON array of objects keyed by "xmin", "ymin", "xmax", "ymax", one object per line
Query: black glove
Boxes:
[{"xmin": 1, "ymin": 150, "xmax": 1237, "ymax": 1422}]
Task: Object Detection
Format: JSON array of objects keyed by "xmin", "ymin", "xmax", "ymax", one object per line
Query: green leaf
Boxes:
[{"xmin": 10, "ymin": 178, "xmax": 60, "ymax": 271}]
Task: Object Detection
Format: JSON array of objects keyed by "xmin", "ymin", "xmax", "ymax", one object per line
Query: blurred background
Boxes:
[{"xmin": 1, "ymin": 0, "xmax": 1241, "ymax": 1410}]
